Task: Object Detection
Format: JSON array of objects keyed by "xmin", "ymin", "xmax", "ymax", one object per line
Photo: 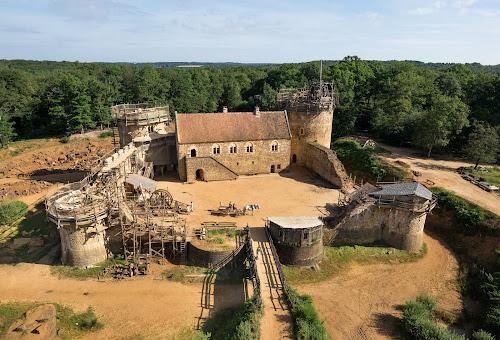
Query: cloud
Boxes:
[
  {"xmin": 358, "ymin": 11, "xmax": 382, "ymax": 27},
  {"xmin": 408, "ymin": 1, "xmax": 446, "ymax": 15},
  {"xmin": 472, "ymin": 8, "xmax": 500, "ymax": 16},
  {"xmin": 452, "ymin": 0, "xmax": 478, "ymax": 8},
  {"xmin": 50, "ymin": 0, "xmax": 147, "ymax": 20}
]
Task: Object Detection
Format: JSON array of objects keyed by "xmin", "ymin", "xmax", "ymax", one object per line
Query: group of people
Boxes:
[{"xmin": 220, "ymin": 201, "xmax": 238, "ymax": 211}]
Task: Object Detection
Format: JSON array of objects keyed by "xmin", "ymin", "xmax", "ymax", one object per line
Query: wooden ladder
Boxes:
[{"xmin": 180, "ymin": 238, "xmax": 187, "ymax": 263}]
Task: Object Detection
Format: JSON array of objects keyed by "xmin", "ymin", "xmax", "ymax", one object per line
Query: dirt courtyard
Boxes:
[{"xmin": 155, "ymin": 167, "xmax": 339, "ymax": 229}]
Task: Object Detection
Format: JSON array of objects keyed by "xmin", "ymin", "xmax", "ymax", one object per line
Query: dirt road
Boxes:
[
  {"xmin": 380, "ymin": 143, "xmax": 500, "ymax": 215},
  {"xmin": 297, "ymin": 233, "xmax": 461, "ymax": 339}
]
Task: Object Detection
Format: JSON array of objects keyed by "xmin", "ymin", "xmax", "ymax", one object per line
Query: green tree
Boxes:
[
  {"xmin": 259, "ymin": 83, "xmax": 277, "ymax": 110},
  {"xmin": 465, "ymin": 121, "xmax": 500, "ymax": 168},
  {"xmin": 0, "ymin": 113, "xmax": 17, "ymax": 148},
  {"xmin": 413, "ymin": 95, "xmax": 469, "ymax": 157}
]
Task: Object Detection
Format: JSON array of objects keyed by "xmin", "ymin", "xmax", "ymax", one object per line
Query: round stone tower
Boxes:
[{"xmin": 278, "ymin": 81, "xmax": 338, "ymax": 166}]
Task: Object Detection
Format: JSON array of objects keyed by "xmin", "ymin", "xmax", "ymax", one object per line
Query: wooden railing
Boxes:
[
  {"xmin": 264, "ymin": 225, "xmax": 292, "ymax": 302},
  {"xmin": 246, "ymin": 228, "xmax": 261, "ymax": 297}
]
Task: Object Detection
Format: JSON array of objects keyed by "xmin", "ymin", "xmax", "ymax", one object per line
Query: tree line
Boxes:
[{"xmin": 0, "ymin": 57, "xmax": 498, "ymax": 161}]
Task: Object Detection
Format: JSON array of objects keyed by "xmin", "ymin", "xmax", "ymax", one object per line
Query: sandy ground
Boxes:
[
  {"xmin": 297, "ymin": 233, "xmax": 461, "ymax": 339},
  {"xmin": 379, "ymin": 143, "xmax": 500, "ymax": 215},
  {"xmin": 0, "ymin": 263, "xmax": 245, "ymax": 340},
  {"xmin": 155, "ymin": 167, "xmax": 338, "ymax": 231}
]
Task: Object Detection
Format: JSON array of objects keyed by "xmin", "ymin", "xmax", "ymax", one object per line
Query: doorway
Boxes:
[
  {"xmin": 191, "ymin": 149, "xmax": 197, "ymax": 157},
  {"xmin": 196, "ymin": 169, "xmax": 204, "ymax": 181},
  {"xmin": 292, "ymin": 154, "xmax": 297, "ymax": 163},
  {"xmin": 270, "ymin": 165, "xmax": 275, "ymax": 173}
]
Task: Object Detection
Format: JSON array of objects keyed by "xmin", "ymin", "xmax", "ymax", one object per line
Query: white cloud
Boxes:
[
  {"xmin": 452, "ymin": 0, "xmax": 478, "ymax": 8},
  {"xmin": 408, "ymin": 1, "xmax": 447, "ymax": 15},
  {"xmin": 473, "ymin": 8, "xmax": 500, "ymax": 16},
  {"xmin": 358, "ymin": 11, "xmax": 382, "ymax": 27}
]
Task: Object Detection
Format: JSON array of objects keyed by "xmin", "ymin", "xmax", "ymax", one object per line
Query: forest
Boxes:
[{"xmin": 0, "ymin": 57, "xmax": 499, "ymax": 160}]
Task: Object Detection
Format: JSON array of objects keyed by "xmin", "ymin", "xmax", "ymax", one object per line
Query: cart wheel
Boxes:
[{"xmin": 150, "ymin": 189, "xmax": 173, "ymax": 208}]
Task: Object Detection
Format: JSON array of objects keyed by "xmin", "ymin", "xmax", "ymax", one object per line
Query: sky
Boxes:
[{"xmin": 1, "ymin": 0, "xmax": 500, "ymax": 64}]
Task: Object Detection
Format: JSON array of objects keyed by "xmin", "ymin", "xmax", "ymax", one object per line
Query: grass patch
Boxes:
[
  {"xmin": 162, "ymin": 264, "xmax": 249, "ymax": 285},
  {"xmin": 287, "ymin": 285, "xmax": 329, "ymax": 339},
  {"xmin": 162, "ymin": 264, "xmax": 209, "ymax": 284},
  {"xmin": 0, "ymin": 201, "xmax": 28, "ymax": 225},
  {"xmin": 173, "ymin": 326, "xmax": 210, "ymax": 340},
  {"xmin": 431, "ymin": 187, "xmax": 500, "ymax": 236},
  {"xmin": 98, "ymin": 131, "xmax": 114, "ymax": 138},
  {"xmin": 402, "ymin": 294, "xmax": 469, "ymax": 340},
  {"xmin": 202, "ymin": 293, "xmax": 263, "ymax": 340},
  {"xmin": 332, "ymin": 139, "xmax": 408, "ymax": 183},
  {"xmin": 0, "ymin": 302, "xmax": 103, "ymax": 339},
  {"xmin": 461, "ymin": 166, "xmax": 500, "ymax": 188},
  {"xmin": 207, "ymin": 237, "xmax": 224, "ymax": 244},
  {"xmin": 284, "ymin": 243, "xmax": 427, "ymax": 285},
  {"xmin": 206, "ymin": 228, "xmax": 244, "ymax": 238},
  {"xmin": 50, "ymin": 255, "xmax": 127, "ymax": 279}
]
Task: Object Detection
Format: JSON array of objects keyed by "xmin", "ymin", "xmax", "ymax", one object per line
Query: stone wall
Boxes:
[
  {"xmin": 184, "ymin": 157, "xmax": 238, "ymax": 182},
  {"xmin": 305, "ymin": 143, "xmax": 354, "ymax": 190},
  {"xmin": 326, "ymin": 201, "xmax": 427, "ymax": 251},
  {"xmin": 274, "ymin": 240, "xmax": 324, "ymax": 266},
  {"xmin": 59, "ymin": 223, "xmax": 108, "ymax": 266},
  {"xmin": 178, "ymin": 139, "xmax": 291, "ymax": 181},
  {"xmin": 188, "ymin": 242, "xmax": 245, "ymax": 267}
]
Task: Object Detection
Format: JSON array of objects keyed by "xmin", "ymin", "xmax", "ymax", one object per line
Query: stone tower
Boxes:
[
  {"xmin": 277, "ymin": 80, "xmax": 338, "ymax": 166},
  {"xmin": 111, "ymin": 103, "xmax": 171, "ymax": 148}
]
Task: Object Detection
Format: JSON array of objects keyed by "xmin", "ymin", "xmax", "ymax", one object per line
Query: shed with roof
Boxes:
[{"xmin": 267, "ymin": 216, "xmax": 324, "ymax": 266}]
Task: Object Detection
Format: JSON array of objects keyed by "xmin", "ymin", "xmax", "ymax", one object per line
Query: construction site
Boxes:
[{"xmin": 0, "ymin": 81, "xmax": 472, "ymax": 339}]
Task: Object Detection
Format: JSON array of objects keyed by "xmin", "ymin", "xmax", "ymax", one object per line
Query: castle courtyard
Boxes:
[{"xmin": 156, "ymin": 166, "xmax": 339, "ymax": 229}]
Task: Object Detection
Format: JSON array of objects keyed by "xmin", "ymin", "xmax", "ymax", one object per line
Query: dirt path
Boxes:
[
  {"xmin": 251, "ymin": 227, "xmax": 294, "ymax": 340},
  {"xmin": 297, "ymin": 233, "xmax": 461, "ymax": 339},
  {"xmin": 379, "ymin": 143, "xmax": 500, "ymax": 215},
  {"xmin": 0, "ymin": 264, "xmax": 244, "ymax": 339}
]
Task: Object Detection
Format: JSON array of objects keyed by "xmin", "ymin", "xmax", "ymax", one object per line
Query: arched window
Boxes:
[
  {"xmin": 271, "ymin": 140, "xmax": 278, "ymax": 152},
  {"xmin": 229, "ymin": 143, "xmax": 237, "ymax": 154},
  {"xmin": 190, "ymin": 149, "xmax": 197, "ymax": 157},
  {"xmin": 212, "ymin": 144, "xmax": 220, "ymax": 155},
  {"xmin": 245, "ymin": 142, "xmax": 254, "ymax": 153}
]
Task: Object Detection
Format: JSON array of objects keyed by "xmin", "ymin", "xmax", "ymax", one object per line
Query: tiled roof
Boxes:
[
  {"xmin": 176, "ymin": 111, "xmax": 291, "ymax": 144},
  {"xmin": 370, "ymin": 182, "xmax": 433, "ymax": 201}
]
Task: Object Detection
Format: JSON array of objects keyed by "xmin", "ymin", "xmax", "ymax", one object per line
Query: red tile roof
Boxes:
[{"xmin": 176, "ymin": 111, "xmax": 291, "ymax": 144}]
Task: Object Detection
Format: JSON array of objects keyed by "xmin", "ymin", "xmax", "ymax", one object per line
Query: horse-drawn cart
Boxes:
[{"xmin": 210, "ymin": 205, "xmax": 244, "ymax": 217}]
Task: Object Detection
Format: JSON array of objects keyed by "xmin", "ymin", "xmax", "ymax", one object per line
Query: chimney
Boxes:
[
  {"xmin": 254, "ymin": 106, "xmax": 260, "ymax": 117},
  {"xmin": 222, "ymin": 106, "xmax": 228, "ymax": 113}
]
